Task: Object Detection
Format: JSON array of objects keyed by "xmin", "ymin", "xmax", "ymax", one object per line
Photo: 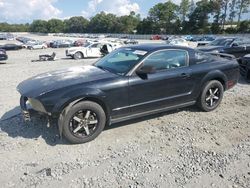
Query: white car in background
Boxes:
[
  {"xmin": 27, "ymin": 41, "xmax": 47, "ymax": 50},
  {"xmin": 167, "ymin": 38, "xmax": 197, "ymax": 48},
  {"xmin": 66, "ymin": 42, "xmax": 122, "ymax": 59}
]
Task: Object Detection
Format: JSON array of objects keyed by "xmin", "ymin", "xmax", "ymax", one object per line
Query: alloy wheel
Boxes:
[
  {"xmin": 69, "ymin": 110, "xmax": 98, "ymax": 138},
  {"xmin": 205, "ymin": 87, "xmax": 220, "ymax": 107}
]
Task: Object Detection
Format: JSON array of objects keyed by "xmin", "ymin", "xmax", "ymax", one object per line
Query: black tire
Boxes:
[
  {"xmin": 73, "ymin": 52, "xmax": 83, "ymax": 60},
  {"xmin": 245, "ymin": 68, "xmax": 250, "ymax": 82},
  {"xmin": 61, "ymin": 101, "xmax": 106, "ymax": 144},
  {"xmin": 198, "ymin": 80, "xmax": 224, "ymax": 112}
]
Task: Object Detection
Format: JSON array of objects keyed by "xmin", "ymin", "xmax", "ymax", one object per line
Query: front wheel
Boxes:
[
  {"xmin": 61, "ymin": 101, "xmax": 106, "ymax": 144},
  {"xmin": 198, "ymin": 80, "xmax": 224, "ymax": 112},
  {"xmin": 73, "ymin": 52, "xmax": 83, "ymax": 59}
]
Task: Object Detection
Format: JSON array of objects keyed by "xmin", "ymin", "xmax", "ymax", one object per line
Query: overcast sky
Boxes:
[{"xmin": 0, "ymin": 0, "xmax": 249, "ymax": 23}]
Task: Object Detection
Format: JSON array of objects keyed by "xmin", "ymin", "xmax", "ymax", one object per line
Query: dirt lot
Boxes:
[{"xmin": 0, "ymin": 37, "xmax": 250, "ymax": 188}]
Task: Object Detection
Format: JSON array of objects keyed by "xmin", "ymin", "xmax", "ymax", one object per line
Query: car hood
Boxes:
[
  {"xmin": 17, "ymin": 65, "xmax": 115, "ymax": 98},
  {"xmin": 197, "ymin": 45, "xmax": 223, "ymax": 52}
]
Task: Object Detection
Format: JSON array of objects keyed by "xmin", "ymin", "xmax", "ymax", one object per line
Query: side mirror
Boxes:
[{"xmin": 136, "ymin": 65, "xmax": 156, "ymax": 79}]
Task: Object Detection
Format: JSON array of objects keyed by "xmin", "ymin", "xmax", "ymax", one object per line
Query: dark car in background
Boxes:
[
  {"xmin": 0, "ymin": 49, "xmax": 8, "ymax": 61},
  {"xmin": 16, "ymin": 37, "xmax": 33, "ymax": 44},
  {"xmin": 17, "ymin": 44, "xmax": 239, "ymax": 144},
  {"xmin": 124, "ymin": 39, "xmax": 139, "ymax": 45},
  {"xmin": 239, "ymin": 54, "xmax": 250, "ymax": 82},
  {"xmin": 191, "ymin": 36, "xmax": 215, "ymax": 46},
  {"xmin": 51, "ymin": 40, "xmax": 74, "ymax": 48},
  {"xmin": 220, "ymin": 38, "xmax": 250, "ymax": 59},
  {"xmin": 198, "ymin": 37, "xmax": 250, "ymax": 57},
  {"xmin": 197, "ymin": 37, "xmax": 235, "ymax": 53},
  {"xmin": 0, "ymin": 43, "xmax": 22, "ymax": 51}
]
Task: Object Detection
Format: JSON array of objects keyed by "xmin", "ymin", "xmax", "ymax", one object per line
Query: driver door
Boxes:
[
  {"xmin": 87, "ymin": 43, "xmax": 103, "ymax": 57},
  {"xmin": 128, "ymin": 49, "xmax": 195, "ymax": 114}
]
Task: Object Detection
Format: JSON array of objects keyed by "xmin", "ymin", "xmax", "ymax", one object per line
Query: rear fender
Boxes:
[{"xmin": 195, "ymin": 70, "xmax": 227, "ymax": 98}]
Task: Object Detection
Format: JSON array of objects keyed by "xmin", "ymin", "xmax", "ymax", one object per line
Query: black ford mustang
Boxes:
[{"xmin": 17, "ymin": 44, "xmax": 239, "ymax": 144}]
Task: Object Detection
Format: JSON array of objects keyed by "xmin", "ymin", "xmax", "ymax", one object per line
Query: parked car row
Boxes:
[{"xmin": 0, "ymin": 33, "xmax": 15, "ymax": 41}]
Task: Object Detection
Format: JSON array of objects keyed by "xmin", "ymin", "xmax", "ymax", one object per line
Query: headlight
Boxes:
[{"xmin": 28, "ymin": 98, "xmax": 47, "ymax": 113}]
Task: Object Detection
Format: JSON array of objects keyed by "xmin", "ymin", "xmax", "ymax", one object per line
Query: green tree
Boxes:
[
  {"xmin": 229, "ymin": 0, "xmax": 237, "ymax": 26},
  {"xmin": 221, "ymin": 0, "xmax": 230, "ymax": 29},
  {"xmin": 88, "ymin": 12, "xmax": 117, "ymax": 33},
  {"xmin": 64, "ymin": 16, "xmax": 89, "ymax": 33},
  {"xmin": 238, "ymin": 20, "xmax": 250, "ymax": 32},
  {"xmin": 210, "ymin": 0, "xmax": 222, "ymax": 34},
  {"xmin": 137, "ymin": 18, "xmax": 154, "ymax": 34},
  {"xmin": 148, "ymin": 1, "xmax": 179, "ymax": 34},
  {"xmin": 236, "ymin": 0, "xmax": 250, "ymax": 23},
  {"xmin": 186, "ymin": 0, "xmax": 212, "ymax": 34},
  {"xmin": 117, "ymin": 11, "xmax": 140, "ymax": 33},
  {"xmin": 189, "ymin": 0, "xmax": 196, "ymax": 13},
  {"xmin": 29, "ymin": 20, "xmax": 48, "ymax": 33},
  {"xmin": 179, "ymin": 0, "xmax": 190, "ymax": 22},
  {"xmin": 47, "ymin": 19, "xmax": 64, "ymax": 33}
]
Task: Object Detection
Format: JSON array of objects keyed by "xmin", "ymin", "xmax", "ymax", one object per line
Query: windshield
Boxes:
[
  {"xmin": 94, "ymin": 48, "xmax": 147, "ymax": 75},
  {"xmin": 83, "ymin": 42, "xmax": 92, "ymax": 47},
  {"xmin": 209, "ymin": 38, "xmax": 234, "ymax": 46}
]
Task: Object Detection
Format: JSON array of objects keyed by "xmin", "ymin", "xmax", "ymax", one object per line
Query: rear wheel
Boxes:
[
  {"xmin": 73, "ymin": 52, "xmax": 83, "ymax": 59},
  {"xmin": 61, "ymin": 101, "xmax": 106, "ymax": 144},
  {"xmin": 198, "ymin": 80, "xmax": 224, "ymax": 112}
]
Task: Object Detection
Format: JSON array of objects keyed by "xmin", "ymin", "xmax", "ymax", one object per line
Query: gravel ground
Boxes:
[{"xmin": 0, "ymin": 36, "xmax": 250, "ymax": 188}]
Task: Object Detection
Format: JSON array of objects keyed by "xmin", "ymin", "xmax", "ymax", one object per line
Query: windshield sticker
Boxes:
[{"xmin": 133, "ymin": 50, "xmax": 147, "ymax": 56}]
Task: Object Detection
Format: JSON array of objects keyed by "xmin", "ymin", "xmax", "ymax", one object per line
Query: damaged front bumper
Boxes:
[
  {"xmin": 20, "ymin": 96, "xmax": 31, "ymax": 121},
  {"xmin": 20, "ymin": 96, "xmax": 51, "ymax": 121}
]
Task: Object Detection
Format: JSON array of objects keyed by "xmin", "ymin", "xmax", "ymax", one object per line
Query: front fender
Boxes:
[{"xmin": 51, "ymin": 87, "xmax": 107, "ymax": 115}]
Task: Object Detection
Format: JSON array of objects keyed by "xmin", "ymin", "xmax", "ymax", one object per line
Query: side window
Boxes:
[
  {"xmin": 237, "ymin": 39, "xmax": 250, "ymax": 46},
  {"xmin": 143, "ymin": 50, "xmax": 188, "ymax": 71},
  {"xmin": 91, "ymin": 43, "xmax": 102, "ymax": 48}
]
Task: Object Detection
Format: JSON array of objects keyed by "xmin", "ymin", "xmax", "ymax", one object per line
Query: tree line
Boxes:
[{"xmin": 0, "ymin": 0, "xmax": 249, "ymax": 34}]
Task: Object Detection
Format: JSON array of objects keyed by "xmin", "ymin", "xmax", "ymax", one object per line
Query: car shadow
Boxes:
[
  {"xmin": 238, "ymin": 76, "xmax": 249, "ymax": 84},
  {"xmin": 0, "ymin": 105, "xmax": 200, "ymax": 145},
  {"xmin": 105, "ymin": 106, "xmax": 199, "ymax": 131},
  {"xmin": 0, "ymin": 107, "xmax": 67, "ymax": 146}
]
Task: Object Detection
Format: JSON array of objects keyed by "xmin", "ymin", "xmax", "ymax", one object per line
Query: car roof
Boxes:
[{"xmin": 124, "ymin": 44, "xmax": 192, "ymax": 52}]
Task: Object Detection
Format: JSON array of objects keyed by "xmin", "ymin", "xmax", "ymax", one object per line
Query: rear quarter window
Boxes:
[{"xmin": 195, "ymin": 51, "xmax": 214, "ymax": 64}]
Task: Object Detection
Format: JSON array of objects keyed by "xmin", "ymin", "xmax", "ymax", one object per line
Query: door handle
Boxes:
[{"xmin": 180, "ymin": 73, "xmax": 190, "ymax": 78}]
